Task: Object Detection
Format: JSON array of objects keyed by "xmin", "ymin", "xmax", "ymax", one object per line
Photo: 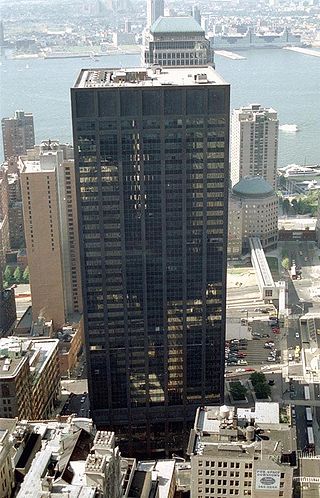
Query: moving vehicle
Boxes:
[
  {"xmin": 304, "ymin": 385, "xmax": 310, "ymax": 400},
  {"xmin": 306, "ymin": 407, "xmax": 313, "ymax": 425},
  {"xmin": 307, "ymin": 427, "xmax": 315, "ymax": 452},
  {"xmin": 291, "ymin": 265, "xmax": 297, "ymax": 280}
]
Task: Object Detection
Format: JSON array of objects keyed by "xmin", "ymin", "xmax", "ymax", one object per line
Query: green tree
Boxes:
[
  {"xmin": 23, "ymin": 266, "xmax": 30, "ymax": 283},
  {"xmin": 254, "ymin": 382, "xmax": 271, "ymax": 399},
  {"xmin": 291, "ymin": 198, "xmax": 298, "ymax": 214},
  {"xmin": 229, "ymin": 381, "xmax": 247, "ymax": 401},
  {"xmin": 13, "ymin": 266, "xmax": 22, "ymax": 283},
  {"xmin": 282, "ymin": 198, "xmax": 290, "ymax": 215},
  {"xmin": 281, "ymin": 257, "xmax": 290, "ymax": 270},
  {"xmin": 250, "ymin": 372, "xmax": 266, "ymax": 387},
  {"xmin": 3, "ymin": 266, "xmax": 14, "ymax": 285}
]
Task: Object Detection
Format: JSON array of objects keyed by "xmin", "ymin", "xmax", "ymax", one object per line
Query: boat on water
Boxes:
[
  {"xmin": 278, "ymin": 163, "xmax": 320, "ymax": 179},
  {"xmin": 279, "ymin": 124, "xmax": 299, "ymax": 132}
]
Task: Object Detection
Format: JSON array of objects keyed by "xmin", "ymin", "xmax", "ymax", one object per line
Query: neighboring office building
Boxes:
[
  {"xmin": 0, "ymin": 420, "xmax": 16, "ymax": 498},
  {"xmin": 144, "ymin": 16, "xmax": 214, "ymax": 67},
  {"xmin": 7, "ymin": 171, "xmax": 25, "ymax": 249},
  {"xmin": 57, "ymin": 319, "xmax": 84, "ymax": 376},
  {"xmin": 1, "ymin": 111, "xmax": 35, "ymax": 161},
  {"xmin": 24, "ymin": 139, "xmax": 74, "ymax": 161},
  {"xmin": 0, "ymin": 168, "xmax": 10, "ymax": 266},
  {"xmin": 227, "ymin": 195, "xmax": 243, "ymax": 259},
  {"xmin": 188, "ymin": 403, "xmax": 297, "ymax": 498},
  {"xmin": 191, "ymin": 5, "xmax": 201, "ymax": 26},
  {"xmin": 72, "ymin": 65, "xmax": 230, "ymax": 455},
  {"xmin": 231, "ymin": 104, "xmax": 279, "ymax": 190},
  {"xmin": 20, "ymin": 144, "xmax": 82, "ymax": 329},
  {"xmin": 128, "ymin": 459, "xmax": 176, "ymax": 497},
  {"xmin": 15, "ymin": 312, "xmax": 84, "ymax": 377},
  {"xmin": 0, "ymin": 258, "xmax": 17, "ymax": 338},
  {"xmin": 0, "ymin": 285, "xmax": 17, "ymax": 337},
  {"xmin": 228, "ymin": 176, "xmax": 278, "ymax": 256},
  {"xmin": 316, "ymin": 192, "xmax": 320, "ymax": 248},
  {"xmin": 0, "ymin": 336, "xmax": 60, "ymax": 420},
  {"xmin": 0, "ymin": 417, "xmax": 177, "ymax": 498},
  {"xmin": 297, "ymin": 455, "xmax": 320, "ymax": 497},
  {"xmin": 147, "ymin": 0, "xmax": 164, "ymax": 28}
]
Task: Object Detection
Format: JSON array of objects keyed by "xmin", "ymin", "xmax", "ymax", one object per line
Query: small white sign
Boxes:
[{"xmin": 256, "ymin": 469, "xmax": 281, "ymax": 490}]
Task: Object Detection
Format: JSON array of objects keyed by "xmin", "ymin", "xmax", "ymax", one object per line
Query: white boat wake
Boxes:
[{"xmin": 279, "ymin": 124, "xmax": 299, "ymax": 132}]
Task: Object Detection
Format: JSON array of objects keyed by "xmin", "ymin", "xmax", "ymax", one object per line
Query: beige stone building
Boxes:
[
  {"xmin": 20, "ymin": 144, "xmax": 82, "ymax": 330},
  {"xmin": 228, "ymin": 176, "xmax": 278, "ymax": 256},
  {"xmin": 0, "ymin": 343, "xmax": 32, "ymax": 420},
  {"xmin": 188, "ymin": 403, "xmax": 296, "ymax": 498},
  {"xmin": 58, "ymin": 318, "xmax": 84, "ymax": 376},
  {"xmin": 0, "ymin": 420, "xmax": 16, "ymax": 498},
  {"xmin": 0, "ymin": 169, "xmax": 10, "ymax": 266},
  {"xmin": 1, "ymin": 111, "xmax": 35, "ymax": 161},
  {"xmin": 0, "ymin": 416, "xmax": 176, "ymax": 498},
  {"xmin": 0, "ymin": 336, "xmax": 60, "ymax": 420},
  {"xmin": 231, "ymin": 104, "xmax": 279, "ymax": 190}
]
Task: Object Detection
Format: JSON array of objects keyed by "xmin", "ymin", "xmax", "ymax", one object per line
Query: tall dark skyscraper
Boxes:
[{"xmin": 72, "ymin": 66, "xmax": 230, "ymax": 455}]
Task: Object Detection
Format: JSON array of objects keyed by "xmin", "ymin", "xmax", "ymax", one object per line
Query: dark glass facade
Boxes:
[{"xmin": 72, "ymin": 79, "xmax": 230, "ymax": 455}]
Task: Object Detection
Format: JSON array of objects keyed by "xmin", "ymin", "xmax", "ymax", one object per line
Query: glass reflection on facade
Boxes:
[{"xmin": 72, "ymin": 68, "xmax": 230, "ymax": 455}]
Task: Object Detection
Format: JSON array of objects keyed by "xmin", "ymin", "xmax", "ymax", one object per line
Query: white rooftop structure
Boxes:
[
  {"xmin": 74, "ymin": 66, "xmax": 226, "ymax": 89},
  {"xmin": 16, "ymin": 419, "xmax": 96, "ymax": 498},
  {"xmin": 136, "ymin": 460, "xmax": 176, "ymax": 497},
  {"xmin": 249, "ymin": 237, "xmax": 278, "ymax": 301},
  {"xmin": 237, "ymin": 402, "xmax": 280, "ymax": 425}
]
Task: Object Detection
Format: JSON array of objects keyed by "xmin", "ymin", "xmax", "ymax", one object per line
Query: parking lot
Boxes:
[{"xmin": 226, "ymin": 318, "xmax": 282, "ymax": 368}]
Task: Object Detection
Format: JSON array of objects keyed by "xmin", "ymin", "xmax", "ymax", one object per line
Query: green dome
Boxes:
[
  {"xmin": 151, "ymin": 16, "xmax": 204, "ymax": 34},
  {"xmin": 233, "ymin": 176, "xmax": 274, "ymax": 199}
]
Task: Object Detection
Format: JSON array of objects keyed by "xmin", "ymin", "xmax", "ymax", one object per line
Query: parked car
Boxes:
[
  {"xmin": 267, "ymin": 356, "xmax": 276, "ymax": 362},
  {"xmin": 237, "ymin": 359, "xmax": 248, "ymax": 365}
]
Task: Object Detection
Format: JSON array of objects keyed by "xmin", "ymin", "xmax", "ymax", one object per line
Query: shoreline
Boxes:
[{"xmin": 7, "ymin": 49, "xmax": 141, "ymax": 61}]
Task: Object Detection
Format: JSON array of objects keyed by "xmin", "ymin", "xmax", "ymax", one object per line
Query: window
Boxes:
[
  {"xmin": 164, "ymin": 89, "xmax": 182, "ymax": 114},
  {"xmin": 143, "ymin": 90, "xmax": 161, "ymax": 115}
]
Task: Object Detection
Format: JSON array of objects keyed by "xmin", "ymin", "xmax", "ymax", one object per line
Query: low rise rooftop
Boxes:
[
  {"xmin": 189, "ymin": 403, "xmax": 296, "ymax": 466},
  {"xmin": 0, "ymin": 336, "xmax": 58, "ymax": 379}
]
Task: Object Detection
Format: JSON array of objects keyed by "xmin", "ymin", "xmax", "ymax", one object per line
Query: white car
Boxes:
[{"xmin": 295, "ymin": 332, "xmax": 300, "ymax": 339}]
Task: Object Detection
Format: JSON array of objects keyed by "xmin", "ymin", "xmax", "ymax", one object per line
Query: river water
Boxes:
[{"xmin": 1, "ymin": 48, "xmax": 319, "ymax": 166}]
